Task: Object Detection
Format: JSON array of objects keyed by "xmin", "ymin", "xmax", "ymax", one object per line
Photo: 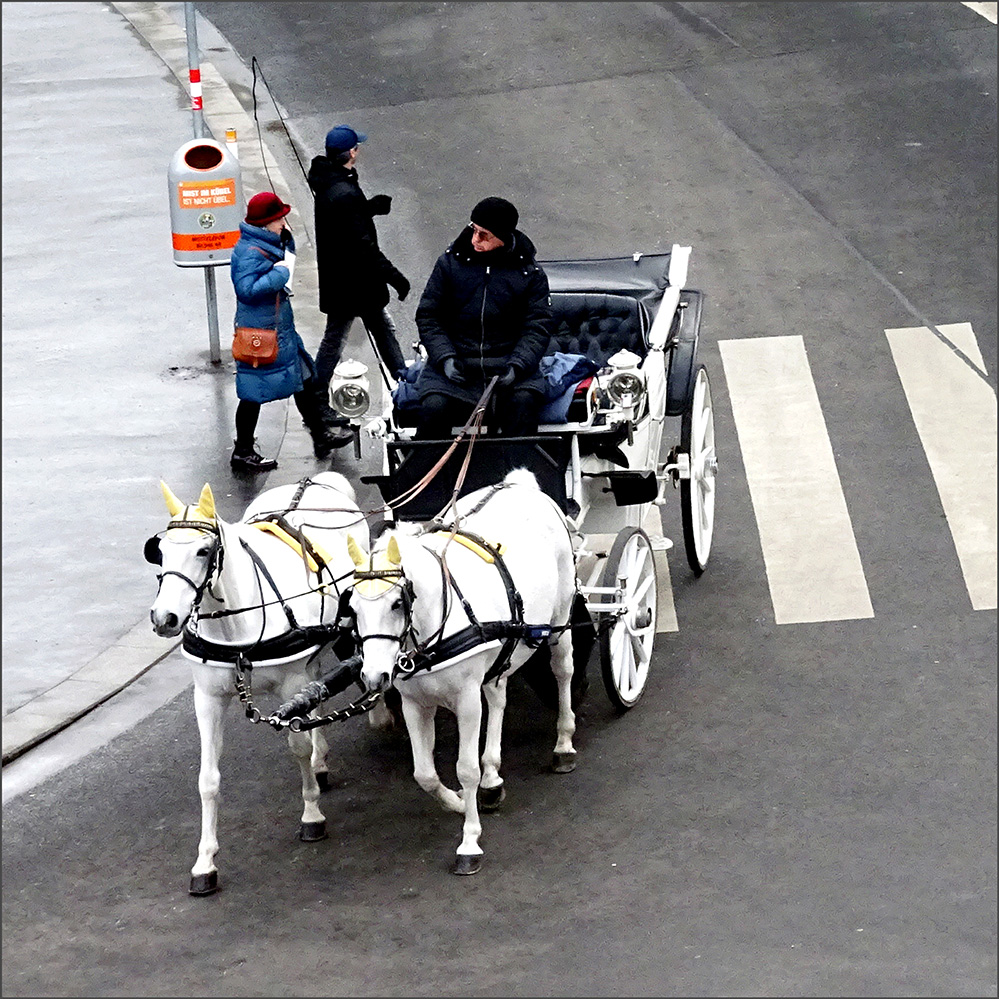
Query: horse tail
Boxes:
[{"xmin": 502, "ymin": 468, "xmax": 540, "ymax": 490}]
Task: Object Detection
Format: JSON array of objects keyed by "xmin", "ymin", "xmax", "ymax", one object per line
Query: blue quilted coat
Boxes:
[{"xmin": 230, "ymin": 222, "xmax": 315, "ymax": 403}]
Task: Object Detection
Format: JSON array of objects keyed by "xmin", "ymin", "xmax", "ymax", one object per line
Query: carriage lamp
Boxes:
[
  {"xmin": 603, "ymin": 349, "xmax": 646, "ymax": 408},
  {"xmin": 329, "ymin": 359, "xmax": 371, "ymax": 418}
]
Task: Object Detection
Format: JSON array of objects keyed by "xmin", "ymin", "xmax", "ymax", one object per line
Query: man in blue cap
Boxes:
[{"xmin": 307, "ymin": 125, "xmax": 409, "ymax": 435}]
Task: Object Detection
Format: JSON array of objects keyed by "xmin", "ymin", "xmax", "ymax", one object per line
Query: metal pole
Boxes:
[
  {"xmin": 204, "ymin": 268, "xmax": 221, "ymax": 363},
  {"xmin": 184, "ymin": 3, "xmax": 205, "ymax": 139},
  {"xmin": 184, "ymin": 2, "xmax": 221, "ymax": 363}
]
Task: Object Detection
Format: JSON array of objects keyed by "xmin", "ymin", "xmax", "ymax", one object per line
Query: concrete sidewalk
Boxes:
[{"xmin": 1, "ymin": 1, "xmax": 354, "ymax": 767}]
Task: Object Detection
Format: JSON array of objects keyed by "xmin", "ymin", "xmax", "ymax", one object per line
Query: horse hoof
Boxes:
[
  {"xmin": 316, "ymin": 771, "xmax": 331, "ymax": 792},
  {"xmin": 478, "ymin": 783, "xmax": 506, "ymax": 812},
  {"xmin": 299, "ymin": 820, "xmax": 328, "ymax": 842},
  {"xmin": 452, "ymin": 854, "xmax": 482, "ymax": 876},
  {"xmin": 189, "ymin": 872, "xmax": 219, "ymax": 896},
  {"xmin": 552, "ymin": 751, "xmax": 577, "ymax": 773}
]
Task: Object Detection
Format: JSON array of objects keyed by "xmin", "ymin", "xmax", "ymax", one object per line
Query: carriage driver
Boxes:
[{"xmin": 412, "ymin": 197, "xmax": 552, "ymax": 438}]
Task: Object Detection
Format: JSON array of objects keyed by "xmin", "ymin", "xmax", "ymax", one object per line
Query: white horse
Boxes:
[
  {"xmin": 346, "ymin": 469, "xmax": 578, "ymax": 875},
  {"xmin": 145, "ymin": 472, "xmax": 368, "ymax": 895}
]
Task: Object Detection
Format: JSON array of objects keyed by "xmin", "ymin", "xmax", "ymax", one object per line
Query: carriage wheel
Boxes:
[
  {"xmin": 680, "ymin": 365, "xmax": 717, "ymax": 575},
  {"xmin": 599, "ymin": 527, "xmax": 657, "ymax": 710}
]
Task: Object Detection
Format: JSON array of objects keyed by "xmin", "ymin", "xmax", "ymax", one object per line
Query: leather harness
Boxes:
[{"xmin": 356, "ymin": 521, "xmax": 570, "ymax": 685}]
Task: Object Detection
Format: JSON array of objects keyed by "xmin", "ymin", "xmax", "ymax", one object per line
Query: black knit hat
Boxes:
[{"xmin": 470, "ymin": 197, "xmax": 518, "ymax": 244}]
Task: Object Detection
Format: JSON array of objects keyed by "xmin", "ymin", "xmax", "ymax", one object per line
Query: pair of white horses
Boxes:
[{"xmin": 146, "ymin": 469, "xmax": 578, "ymax": 892}]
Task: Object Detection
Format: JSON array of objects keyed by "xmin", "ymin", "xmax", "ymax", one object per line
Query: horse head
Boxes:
[
  {"xmin": 347, "ymin": 533, "xmax": 412, "ymax": 692},
  {"xmin": 146, "ymin": 481, "xmax": 222, "ymax": 638}
]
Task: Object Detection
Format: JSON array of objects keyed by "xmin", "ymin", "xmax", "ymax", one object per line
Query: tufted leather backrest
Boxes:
[{"xmin": 548, "ymin": 293, "xmax": 650, "ymax": 366}]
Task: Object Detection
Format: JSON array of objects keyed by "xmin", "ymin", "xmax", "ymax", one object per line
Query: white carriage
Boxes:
[{"xmin": 346, "ymin": 244, "xmax": 718, "ymax": 710}]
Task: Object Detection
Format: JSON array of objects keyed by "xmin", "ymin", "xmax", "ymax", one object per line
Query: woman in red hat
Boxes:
[{"xmin": 228, "ymin": 191, "xmax": 348, "ymax": 472}]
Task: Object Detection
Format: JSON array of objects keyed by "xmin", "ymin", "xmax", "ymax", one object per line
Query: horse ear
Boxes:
[
  {"xmin": 197, "ymin": 483, "xmax": 216, "ymax": 520},
  {"xmin": 347, "ymin": 533, "xmax": 368, "ymax": 567},
  {"xmin": 386, "ymin": 535, "xmax": 402, "ymax": 565},
  {"xmin": 160, "ymin": 481, "xmax": 184, "ymax": 517}
]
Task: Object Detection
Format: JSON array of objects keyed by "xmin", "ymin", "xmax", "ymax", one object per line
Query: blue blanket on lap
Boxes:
[
  {"xmin": 392, "ymin": 352, "xmax": 599, "ymax": 423},
  {"xmin": 537, "ymin": 352, "xmax": 600, "ymax": 422}
]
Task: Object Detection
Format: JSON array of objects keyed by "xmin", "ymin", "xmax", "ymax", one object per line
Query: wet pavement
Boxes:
[{"xmin": 0, "ymin": 0, "xmax": 381, "ymax": 765}]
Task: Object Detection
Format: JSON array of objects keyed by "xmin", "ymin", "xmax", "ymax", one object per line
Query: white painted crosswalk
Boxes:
[
  {"xmin": 885, "ymin": 323, "xmax": 997, "ymax": 610},
  {"xmin": 650, "ymin": 325, "xmax": 996, "ymax": 630},
  {"xmin": 719, "ymin": 336, "xmax": 874, "ymax": 625}
]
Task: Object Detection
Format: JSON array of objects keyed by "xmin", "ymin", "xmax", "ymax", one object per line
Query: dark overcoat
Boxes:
[
  {"xmin": 307, "ymin": 155, "xmax": 406, "ymax": 316},
  {"xmin": 414, "ymin": 227, "xmax": 552, "ymax": 404}
]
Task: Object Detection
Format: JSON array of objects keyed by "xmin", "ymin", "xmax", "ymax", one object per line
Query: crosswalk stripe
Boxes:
[
  {"xmin": 719, "ymin": 336, "xmax": 874, "ymax": 624},
  {"xmin": 885, "ymin": 323, "xmax": 997, "ymax": 610}
]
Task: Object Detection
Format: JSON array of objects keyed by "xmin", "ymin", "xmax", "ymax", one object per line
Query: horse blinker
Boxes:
[{"xmin": 144, "ymin": 536, "xmax": 162, "ymax": 565}]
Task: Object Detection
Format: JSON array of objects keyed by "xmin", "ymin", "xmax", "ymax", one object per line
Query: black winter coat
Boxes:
[
  {"xmin": 414, "ymin": 227, "xmax": 552, "ymax": 403},
  {"xmin": 307, "ymin": 155, "xmax": 406, "ymax": 315}
]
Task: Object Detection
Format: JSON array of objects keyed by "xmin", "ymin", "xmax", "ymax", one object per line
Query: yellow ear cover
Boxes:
[
  {"xmin": 196, "ymin": 483, "xmax": 216, "ymax": 521},
  {"xmin": 386, "ymin": 535, "xmax": 402, "ymax": 565},
  {"xmin": 160, "ymin": 481, "xmax": 185, "ymax": 517},
  {"xmin": 347, "ymin": 533, "xmax": 368, "ymax": 568}
]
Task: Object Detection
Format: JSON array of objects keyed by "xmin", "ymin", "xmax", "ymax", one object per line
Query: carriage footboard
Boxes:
[{"xmin": 362, "ymin": 436, "xmax": 572, "ymax": 521}]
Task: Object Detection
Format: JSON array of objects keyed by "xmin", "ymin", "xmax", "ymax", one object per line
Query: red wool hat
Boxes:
[{"xmin": 245, "ymin": 191, "xmax": 291, "ymax": 226}]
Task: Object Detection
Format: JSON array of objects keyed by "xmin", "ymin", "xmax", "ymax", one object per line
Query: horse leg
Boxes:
[
  {"xmin": 550, "ymin": 632, "xmax": 578, "ymax": 773},
  {"xmin": 287, "ymin": 726, "xmax": 328, "ymax": 841},
  {"xmin": 366, "ymin": 697, "xmax": 395, "ymax": 731},
  {"xmin": 400, "ymin": 697, "xmax": 464, "ymax": 815},
  {"xmin": 452, "ymin": 684, "xmax": 485, "ymax": 875},
  {"xmin": 190, "ymin": 681, "xmax": 229, "ymax": 895},
  {"xmin": 366, "ymin": 686, "xmax": 406, "ymax": 734},
  {"xmin": 310, "ymin": 724, "xmax": 331, "ymax": 792},
  {"xmin": 478, "ymin": 677, "xmax": 508, "ymax": 812}
]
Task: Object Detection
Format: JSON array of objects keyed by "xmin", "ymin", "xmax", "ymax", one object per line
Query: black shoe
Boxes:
[
  {"xmin": 231, "ymin": 445, "xmax": 277, "ymax": 472},
  {"xmin": 312, "ymin": 425, "xmax": 353, "ymax": 460}
]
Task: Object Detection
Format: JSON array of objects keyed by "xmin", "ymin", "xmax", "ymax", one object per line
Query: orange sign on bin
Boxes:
[
  {"xmin": 176, "ymin": 178, "xmax": 238, "ymax": 209},
  {"xmin": 172, "ymin": 230, "xmax": 239, "ymax": 252}
]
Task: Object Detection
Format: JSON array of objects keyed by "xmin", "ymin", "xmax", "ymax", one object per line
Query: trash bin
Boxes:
[{"xmin": 168, "ymin": 138, "xmax": 243, "ymax": 267}]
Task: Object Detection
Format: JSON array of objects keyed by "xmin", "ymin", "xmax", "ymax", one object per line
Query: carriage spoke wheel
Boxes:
[
  {"xmin": 680, "ymin": 364, "xmax": 716, "ymax": 575},
  {"xmin": 599, "ymin": 527, "xmax": 657, "ymax": 710}
]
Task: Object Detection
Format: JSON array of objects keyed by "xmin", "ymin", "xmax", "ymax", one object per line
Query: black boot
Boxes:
[
  {"xmin": 230, "ymin": 440, "xmax": 277, "ymax": 473},
  {"xmin": 298, "ymin": 386, "xmax": 352, "ymax": 459},
  {"xmin": 311, "ymin": 423, "xmax": 353, "ymax": 460}
]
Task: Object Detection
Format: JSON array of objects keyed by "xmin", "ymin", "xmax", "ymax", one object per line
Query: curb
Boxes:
[
  {"xmin": 2, "ymin": 626, "xmax": 180, "ymax": 766},
  {"xmin": 2, "ymin": 1, "xmax": 308, "ymax": 768}
]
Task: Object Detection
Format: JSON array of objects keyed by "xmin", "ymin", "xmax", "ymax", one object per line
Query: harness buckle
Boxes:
[{"xmin": 395, "ymin": 651, "xmax": 417, "ymax": 676}]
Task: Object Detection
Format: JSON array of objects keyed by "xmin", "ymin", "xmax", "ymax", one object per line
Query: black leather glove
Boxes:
[
  {"xmin": 368, "ymin": 194, "xmax": 392, "ymax": 215},
  {"xmin": 392, "ymin": 274, "xmax": 411, "ymax": 301},
  {"xmin": 279, "ymin": 226, "xmax": 293, "ymax": 245},
  {"xmin": 443, "ymin": 358, "xmax": 466, "ymax": 384},
  {"xmin": 497, "ymin": 365, "xmax": 518, "ymax": 387}
]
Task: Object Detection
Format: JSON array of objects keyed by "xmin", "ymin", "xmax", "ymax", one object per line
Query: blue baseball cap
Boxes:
[{"xmin": 325, "ymin": 125, "xmax": 367, "ymax": 153}]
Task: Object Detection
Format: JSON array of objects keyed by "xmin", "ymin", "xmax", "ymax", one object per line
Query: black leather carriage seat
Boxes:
[
  {"xmin": 547, "ymin": 292, "xmax": 651, "ymax": 366},
  {"xmin": 392, "ymin": 292, "xmax": 652, "ymax": 429}
]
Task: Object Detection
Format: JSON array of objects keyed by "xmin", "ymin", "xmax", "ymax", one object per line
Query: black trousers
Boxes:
[
  {"xmin": 316, "ymin": 306, "xmax": 406, "ymax": 386},
  {"xmin": 415, "ymin": 388, "xmax": 544, "ymax": 439},
  {"xmin": 234, "ymin": 382, "xmax": 322, "ymax": 450}
]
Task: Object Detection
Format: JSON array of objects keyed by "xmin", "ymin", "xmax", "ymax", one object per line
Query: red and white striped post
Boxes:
[
  {"xmin": 183, "ymin": 4, "xmax": 205, "ymax": 139},
  {"xmin": 183, "ymin": 2, "xmax": 221, "ymax": 363}
]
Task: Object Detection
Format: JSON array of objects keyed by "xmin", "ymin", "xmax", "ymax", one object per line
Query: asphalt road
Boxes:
[{"xmin": 3, "ymin": 3, "xmax": 995, "ymax": 996}]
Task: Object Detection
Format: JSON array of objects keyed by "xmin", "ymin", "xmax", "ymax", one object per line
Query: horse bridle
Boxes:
[
  {"xmin": 145, "ymin": 519, "xmax": 224, "ymax": 608},
  {"xmin": 351, "ymin": 548, "xmax": 476, "ymax": 678},
  {"xmin": 350, "ymin": 565, "xmax": 418, "ymax": 656}
]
